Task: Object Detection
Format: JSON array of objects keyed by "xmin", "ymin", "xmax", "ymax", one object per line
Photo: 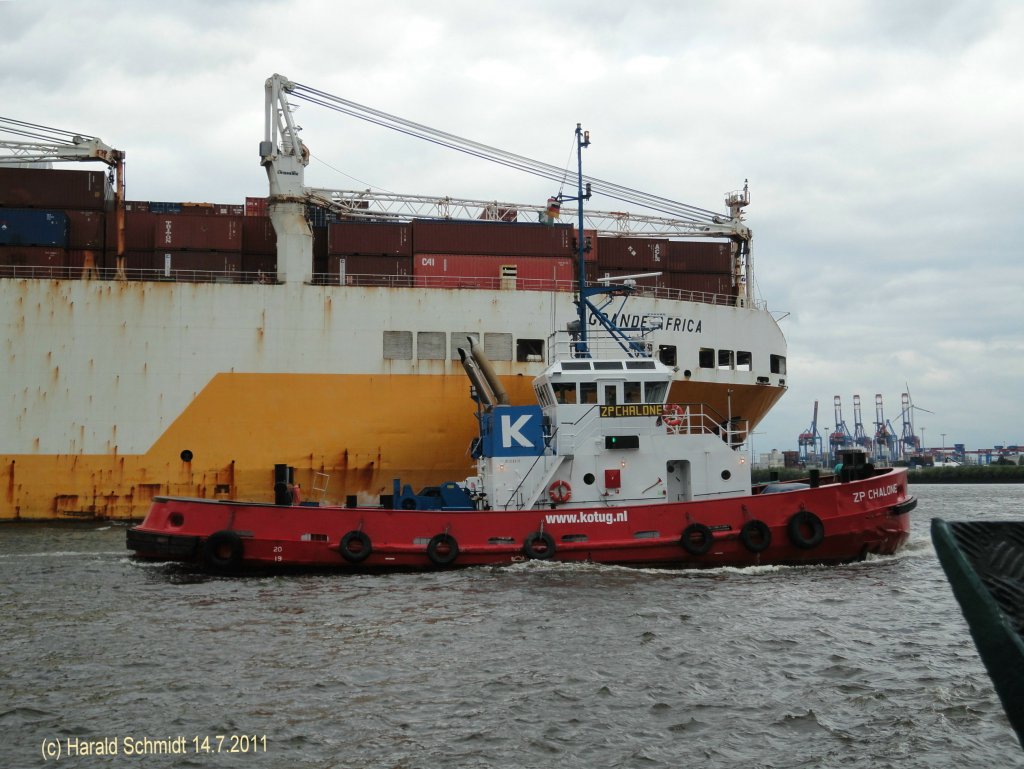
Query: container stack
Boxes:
[
  {"xmin": 0, "ymin": 167, "xmax": 112, "ymax": 277},
  {"xmin": 592, "ymin": 236, "xmax": 735, "ymax": 296}
]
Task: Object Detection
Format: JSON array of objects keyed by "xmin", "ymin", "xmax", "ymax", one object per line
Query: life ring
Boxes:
[
  {"xmin": 740, "ymin": 520, "xmax": 772, "ymax": 553},
  {"xmin": 548, "ymin": 480, "xmax": 572, "ymax": 504},
  {"xmin": 523, "ymin": 531, "xmax": 556, "ymax": 560},
  {"xmin": 203, "ymin": 530, "xmax": 243, "ymax": 570},
  {"xmin": 339, "ymin": 530, "xmax": 372, "ymax": 563},
  {"xmin": 426, "ymin": 533, "xmax": 459, "ymax": 566},
  {"xmin": 680, "ymin": 523, "xmax": 713, "ymax": 555},
  {"xmin": 788, "ymin": 511, "xmax": 825, "ymax": 549},
  {"xmin": 662, "ymin": 403, "xmax": 684, "ymax": 427}
]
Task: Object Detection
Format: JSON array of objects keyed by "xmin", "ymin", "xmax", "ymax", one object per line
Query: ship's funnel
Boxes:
[
  {"xmin": 458, "ymin": 347, "xmax": 497, "ymax": 408},
  {"xmin": 469, "ymin": 337, "xmax": 510, "ymax": 406}
]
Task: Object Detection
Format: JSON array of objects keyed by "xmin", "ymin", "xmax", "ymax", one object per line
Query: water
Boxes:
[{"xmin": 3, "ymin": 485, "xmax": 1022, "ymax": 768}]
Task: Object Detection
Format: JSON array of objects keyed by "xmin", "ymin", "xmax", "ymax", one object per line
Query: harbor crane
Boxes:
[
  {"xmin": 0, "ymin": 116, "xmax": 126, "ymax": 264},
  {"xmin": 852, "ymin": 394, "xmax": 872, "ymax": 452},
  {"xmin": 830, "ymin": 396, "xmax": 854, "ymax": 458},
  {"xmin": 259, "ymin": 73, "xmax": 754, "ymax": 293},
  {"xmin": 798, "ymin": 400, "xmax": 823, "ymax": 465},
  {"xmin": 873, "ymin": 394, "xmax": 898, "ymax": 463}
]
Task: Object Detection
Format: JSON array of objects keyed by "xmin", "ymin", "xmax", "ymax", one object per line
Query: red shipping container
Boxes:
[
  {"xmin": 328, "ymin": 221, "xmax": 412, "ymax": 256},
  {"xmin": 595, "ymin": 237, "xmax": 670, "ymax": 271},
  {"xmin": 332, "ymin": 255, "xmax": 412, "ymax": 276},
  {"xmin": 151, "ymin": 250, "xmax": 242, "ymax": 274},
  {"xmin": 124, "ymin": 211, "xmax": 157, "ymax": 250},
  {"xmin": 242, "ymin": 217, "xmax": 277, "ymax": 255},
  {"xmin": 413, "ymin": 253, "xmax": 574, "ymax": 291},
  {"xmin": 0, "ymin": 244, "xmax": 66, "ymax": 268},
  {"xmin": 245, "ymin": 197, "xmax": 268, "ymax": 217},
  {"xmin": 665, "ymin": 272, "xmax": 734, "ymax": 296},
  {"xmin": 67, "ymin": 249, "xmax": 103, "ymax": 277},
  {"xmin": 179, "ymin": 202, "xmax": 245, "ymax": 217},
  {"xmin": 413, "ymin": 220, "xmax": 574, "ymax": 257},
  {"xmin": 154, "ymin": 214, "xmax": 242, "ymax": 251},
  {"xmin": 0, "ymin": 167, "xmax": 111, "ymax": 210},
  {"xmin": 664, "ymin": 240, "xmax": 732, "ymax": 273},
  {"xmin": 66, "ymin": 210, "xmax": 106, "ymax": 249},
  {"xmin": 242, "ymin": 253, "xmax": 277, "ymax": 277}
]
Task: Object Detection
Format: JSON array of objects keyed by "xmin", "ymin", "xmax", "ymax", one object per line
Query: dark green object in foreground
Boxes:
[{"xmin": 932, "ymin": 518, "xmax": 1024, "ymax": 748}]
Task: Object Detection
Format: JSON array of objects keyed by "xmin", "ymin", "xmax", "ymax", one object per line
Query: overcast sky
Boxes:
[{"xmin": 4, "ymin": 0, "xmax": 1022, "ymax": 456}]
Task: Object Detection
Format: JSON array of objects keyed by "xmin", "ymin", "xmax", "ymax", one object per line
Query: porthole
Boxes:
[
  {"xmin": 583, "ymin": 473, "xmax": 595, "ymax": 485},
  {"xmin": 180, "ymin": 449, "xmax": 193, "ymax": 462},
  {"xmin": 721, "ymin": 470, "xmax": 732, "ymax": 480}
]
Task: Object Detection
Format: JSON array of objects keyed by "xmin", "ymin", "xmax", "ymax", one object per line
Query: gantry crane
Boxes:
[
  {"xmin": 259, "ymin": 74, "xmax": 754, "ymax": 290},
  {"xmin": 830, "ymin": 395, "xmax": 854, "ymax": 458},
  {"xmin": 0, "ymin": 117, "xmax": 126, "ymax": 271},
  {"xmin": 798, "ymin": 400, "xmax": 823, "ymax": 465},
  {"xmin": 852, "ymin": 394, "xmax": 873, "ymax": 452},
  {"xmin": 873, "ymin": 394, "xmax": 898, "ymax": 463}
]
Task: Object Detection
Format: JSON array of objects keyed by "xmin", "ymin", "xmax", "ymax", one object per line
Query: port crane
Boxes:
[
  {"xmin": 0, "ymin": 116, "xmax": 126, "ymax": 263},
  {"xmin": 852, "ymin": 394, "xmax": 873, "ymax": 452},
  {"xmin": 260, "ymin": 74, "xmax": 754, "ymax": 293},
  {"xmin": 798, "ymin": 400, "xmax": 823, "ymax": 465},
  {"xmin": 830, "ymin": 395, "xmax": 854, "ymax": 459},
  {"xmin": 898, "ymin": 389, "xmax": 933, "ymax": 458},
  {"xmin": 873, "ymin": 394, "xmax": 898, "ymax": 463}
]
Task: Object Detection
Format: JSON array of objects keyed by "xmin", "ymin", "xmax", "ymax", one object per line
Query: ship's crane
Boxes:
[
  {"xmin": 798, "ymin": 400, "xmax": 823, "ymax": 465},
  {"xmin": 830, "ymin": 395, "xmax": 854, "ymax": 458},
  {"xmin": 852, "ymin": 394, "xmax": 872, "ymax": 452},
  {"xmin": 260, "ymin": 74, "xmax": 753, "ymax": 291},
  {"xmin": 0, "ymin": 117, "xmax": 126, "ymax": 262}
]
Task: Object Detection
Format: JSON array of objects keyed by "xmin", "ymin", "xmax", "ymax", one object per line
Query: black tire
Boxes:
[
  {"xmin": 680, "ymin": 523, "xmax": 713, "ymax": 556},
  {"xmin": 426, "ymin": 533, "xmax": 459, "ymax": 566},
  {"xmin": 740, "ymin": 520, "xmax": 772, "ymax": 553},
  {"xmin": 401, "ymin": 498, "xmax": 417, "ymax": 510},
  {"xmin": 788, "ymin": 511, "xmax": 825, "ymax": 549},
  {"xmin": 523, "ymin": 531, "xmax": 556, "ymax": 560},
  {"xmin": 203, "ymin": 530, "xmax": 243, "ymax": 570},
  {"xmin": 339, "ymin": 530, "xmax": 372, "ymax": 564}
]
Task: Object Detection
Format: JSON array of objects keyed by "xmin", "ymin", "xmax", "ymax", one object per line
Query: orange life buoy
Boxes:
[
  {"xmin": 548, "ymin": 480, "xmax": 572, "ymax": 504},
  {"xmin": 663, "ymin": 404, "xmax": 684, "ymax": 427}
]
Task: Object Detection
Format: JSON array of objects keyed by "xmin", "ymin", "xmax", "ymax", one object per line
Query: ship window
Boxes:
[
  {"xmin": 516, "ymin": 338, "xmax": 544, "ymax": 362},
  {"xmin": 417, "ymin": 331, "xmax": 446, "ymax": 360},
  {"xmin": 451, "ymin": 332, "xmax": 480, "ymax": 360},
  {"xmin": 624, "ymin": 382, "xmax": 642, "ymax": 403},
  {"xmin": 658, "ymin": 345, "xmax": 677, "ymax": 366},
  {"xmin": 699, "ymin": 348, "xmax": 715, "ymax": 368},
  {"xmin": 383, "ymin": 331, "xmax": 413, "ymax": 360},
  {"xmin": 770, "ymin": 354, "xmax": 787, "ymax": 375},
  {"xmin": 718, "ymin": 349, "xmax": 734, "ymax": 370},
  {"xmin": 603, "ymin": 385, "xmax": 617, "ymax": 406},
  {"xmin": 484, "ymin": 333, "xmax": 513, "ymax": 361},
  {"xmin": 552, "ymin": 383, "xmax": 577, "ymax": 404},
  {"xmin": 736, "ymin": 351, "xmax": 752, "ymax": 371},
  {"xmin": 625, "ymin": 361, "xmax": 656, "ymax": 370},
  {"xmin": 562, "ymin": 362, "xmax": 591, "ymax": 370},
  {"xmin": 580, "ymin": 383, "xmax": 597, "ymax": 404},
  {"xmin": 645, "ymin": 382, "xmax": 668, "ymax": 403},
  {"xmin": 594, "ymin": 361, "xmax": 623, "ymax": 370}
]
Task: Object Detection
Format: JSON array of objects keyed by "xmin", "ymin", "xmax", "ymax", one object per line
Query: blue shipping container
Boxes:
[{"xmin": 0, "ymin": 208, "xmax": 69, "ymax": 247}]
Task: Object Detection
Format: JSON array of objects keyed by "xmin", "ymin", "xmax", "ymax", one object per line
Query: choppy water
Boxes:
[{"xmin": 3, "ymin": 485, "xmax": 1023, "ymax": 768}]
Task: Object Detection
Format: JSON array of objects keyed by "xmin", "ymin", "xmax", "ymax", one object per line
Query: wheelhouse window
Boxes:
[
  {"xmin": 644, "ymin": 382, "xmax": 668, "ymax": 403},
  {"xmin": 770, "ymin": 354, "xmax": 787, "ymax": 375},
  {"xmin": 718, "ymin": 349, "xmax": 734, "ymax": 370},
  {"xmin": 658, "ymin": 345, "xmax": 677, "ymax": 366},
  {"xmin": 580, "ymin": 383, "xmax": 597, "ymax": 403},
  {"xmin": 624, "ymin": 382, "xmax": 642, "ymax": 403},
  {"xmin": 736, "ymin": 351, "xmax": 752, "ymax": 371},
  {"xmin": 699, "ymin": 347, "xmax": 715, "ymax": 368},
  {"xmin": 552, "ymin": 382, "xmax": 578, "ymax": 404}
]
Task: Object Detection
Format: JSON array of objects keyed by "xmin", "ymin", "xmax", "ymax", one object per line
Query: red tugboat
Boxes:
[{"xmin": 126, "ymin": 126, "xmax": 914, "ymax": 572}]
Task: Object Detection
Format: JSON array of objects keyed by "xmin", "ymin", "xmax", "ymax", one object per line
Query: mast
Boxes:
[{"xmin": 574, "ymin": 123, "xmax": 591, "ymax": 352}]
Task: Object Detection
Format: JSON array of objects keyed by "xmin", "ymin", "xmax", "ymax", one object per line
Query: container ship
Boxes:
[{"xmin": 0, "ymin": 78, "xmax": 787, "ymax": 521}]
